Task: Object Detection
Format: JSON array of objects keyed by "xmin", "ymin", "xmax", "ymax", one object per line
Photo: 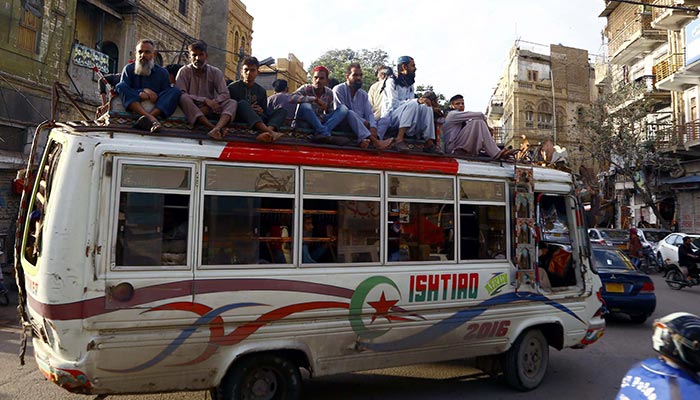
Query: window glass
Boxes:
[
  {"xmin": 460, "ymin": 180, "xmax": 505, "ymax": 201},
  {"xmin": 539, "ymin": 195, "xmax": 570, "ymax": 243},
  {"xmin": 460, "ymin": 205, "xmax": 506, "ymax": 260},
  {"xmin": 116, "ymin": 193, "xmax": 190, "ymax": 266},
  {"xmin": 206, "ymin": 165, "xmax": 294, "ymax": 193},
  {"xmin": 304, "ymin": 170, "xmax": 379, "ymax": 197},
  {"xmin": 302, "ymin": 199, "xmax": 380, "ymax": 264},
  {"xmin": 387, "ymin": 202, "xmax": 454, "ymax": 262},
  {"xmin": 388, "ymin": 175, "xmax": 453, "ymax": 200},
  {"xmin": 202, "ymin": 196, "xmax": 294, "ymax": 265},
  {"xmin": 121, "ymin": 165, "xmax": 190, "ymax": 189}
]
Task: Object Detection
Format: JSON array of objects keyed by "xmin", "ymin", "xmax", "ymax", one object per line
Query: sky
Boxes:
[{"xmin": 243, "ymin": 0, "xmax": 608, "ymax": 111}]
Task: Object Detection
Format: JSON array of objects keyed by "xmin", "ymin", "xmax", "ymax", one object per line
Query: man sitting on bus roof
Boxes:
[
  {"xmin": 228, "ymin": 57, "xmax": 287, "ymax": 143},
  {"xmin": 114, "ymin": 39, "xmax": 181, "ymax": 133},
  {"xmin": 442, "ymin": 94, "xmax": 513, "ymax": 160},
  {"xmin": 289, "ymin": 66, "xmax": 349, "ymax": 144},
  {"xmin": 376, "ymin": 56, "xmax": 441, "ymax": 153},
  {"xmin": 333, "ymin": 63, "xmax": 393, "ymax": 150},
  {"xmin": 176, "ymin": 40, "xmax": 237, "ymax": 139}
]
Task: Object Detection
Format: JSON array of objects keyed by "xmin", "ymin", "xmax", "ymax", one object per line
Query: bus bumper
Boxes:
[{"xmin": 34, "ymin": 338, "xmax": 92, "ymax": 394}]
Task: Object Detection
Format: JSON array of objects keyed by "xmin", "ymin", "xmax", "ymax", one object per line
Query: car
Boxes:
[
  {"xmin": 588, "ymin": 228, "xmax": 629, "ymax": 251},
  {"xmin": 655, "ymin": 232, "xmax": 700, "ymax": 267},
  {"xmin": 591, "ymin": 246, "xmax": 656, "ymax": 323},
  {"xmin": 637, "ymin": 228, "xmax": 671, "ymax": 265}
]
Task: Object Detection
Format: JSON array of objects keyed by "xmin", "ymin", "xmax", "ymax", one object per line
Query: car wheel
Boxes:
[
  {"xmin": 218, "ymin": 353, "xmax": 302, "ymax": 400},
  {"xmin": 503, "ymin": 329, "xmax": 549, "ymax": 391},
  {"xmin": 666, "ymin": 269, "xmax": 685, "ymax": 291},
  {"xmin": 630, "ymin": 314, "xmax": 647, "ymax": 324}
]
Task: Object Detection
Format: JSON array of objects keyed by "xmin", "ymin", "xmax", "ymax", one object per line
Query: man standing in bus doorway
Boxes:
[
  {"xmin": 115, "ymin": 39, "xmax": 181, "ymax": 133},
  {"xmin": 227, "ymin": 57, "xmax": 287, "ymax": 143},
  {"xmin": 333, "ymin": 63, "xmax": 393, "ymax": 150},
  {"xmin": 176, "ymin": 41, "xmax": 237, "ymax": 139},
  {"xmin": 289, "ymin": 66, "xmax": 349, "ymax": 144},
  {"xmin": 377, "ymin": 56, "xmax": 441, "ymax": 153}
]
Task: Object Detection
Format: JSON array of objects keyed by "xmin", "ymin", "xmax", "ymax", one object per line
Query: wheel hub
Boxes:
[{"xmin": 244, "ymin": 368, "xmax": 278, "ymax": 400}]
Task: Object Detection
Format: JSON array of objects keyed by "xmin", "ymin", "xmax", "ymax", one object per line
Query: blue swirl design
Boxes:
[{"xmin": 358, "ymin": 291, "xmax": 583, "ymax": 352}]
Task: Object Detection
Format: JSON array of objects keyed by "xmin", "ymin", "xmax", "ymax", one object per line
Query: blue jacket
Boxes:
[{"xmin": 616, "ymin": 357, "xmax": 700, "ymax": 399}]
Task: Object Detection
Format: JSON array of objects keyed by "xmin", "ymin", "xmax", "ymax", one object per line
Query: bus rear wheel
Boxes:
[
  {"xmin": 218, "ymin": 353, "xmax": 302, "ymax": 400},
  {"xmin": 503, "ymin": 328, "xmax": 549, "ymax": 391}
]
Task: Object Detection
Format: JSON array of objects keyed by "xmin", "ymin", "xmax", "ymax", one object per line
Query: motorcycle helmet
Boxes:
[{"xmin": 651, "ymin": 312, "xmax": 700, "ymax": 372}]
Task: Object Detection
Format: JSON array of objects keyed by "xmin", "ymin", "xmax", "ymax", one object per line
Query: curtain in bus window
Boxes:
[
  {"xmin": 202, "ymin": 196, "xmax": 294, "ymax": 265},
  {"xmin": 388, "ymin": 202, "xmax": 454, "ymax": 262}
]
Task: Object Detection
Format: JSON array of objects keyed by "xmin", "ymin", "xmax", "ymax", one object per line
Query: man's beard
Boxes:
[
  {"xmin": 397, "ymin": 72, "xmax": 415, "ymax": 87},
  {"xmin": 135, "ymin": 59, "xmax": 155, "ymax": 76},
  {"xmin": 350, "ymin": 81, "xmax": 362, "ymax": 90},
  {"xmin": 193, "ymin": 60, "xmax": 207, "ymax": 70}
]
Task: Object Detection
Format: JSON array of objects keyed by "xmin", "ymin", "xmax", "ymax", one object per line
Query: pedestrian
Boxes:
[{"xmin": 628, "ymin": 228, "xmax": 643, "ymax": 269}]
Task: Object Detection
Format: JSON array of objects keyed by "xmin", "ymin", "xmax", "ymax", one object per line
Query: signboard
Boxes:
[
  {"xmin": 686, "ymin": 19, "xmax": 700, "ymax": 66},
  {"xmin": 72, "ymin": 43, "xmax": 109, "ymax": 73}
]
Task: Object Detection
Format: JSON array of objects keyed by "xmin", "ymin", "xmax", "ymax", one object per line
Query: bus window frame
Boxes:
[
  {"xmin": 385, "ymin": 172, "xmax": 457, "ymax": 265},
  {"xmin": 300, "ymin": 166, "xmax": 383, "ymax": 267},
  {"xmin": 458, "ymin": 178, "xmax": 509, "ymax": 263},
  {"xmin": 199, "ymin": 161, "xmax": 298, "ymax": 269},
  {"xmin": 109, "ymin": 157, "xmax": 198, "ymax": 272}
]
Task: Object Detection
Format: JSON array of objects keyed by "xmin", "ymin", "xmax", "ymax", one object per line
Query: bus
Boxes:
[{"xmin": 15, "ymin": 120, "xmax": 605, "ymax": 399}]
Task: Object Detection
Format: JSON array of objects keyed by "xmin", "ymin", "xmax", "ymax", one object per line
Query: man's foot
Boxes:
[
  {"xmin": 359, "ymin": 139, "xmax": 371, "ymax": 149},
  {"xmin": 256, "ymin": 131, "xmax": 283, "ymax": 143},
  {"xmin": 374, "ymin": 138, "xmax": 394, "ymax": 150},
  {"xmin": 133, "ymin": 115, "xmax": 153, "ymax": 131},
  {"xmin": 423, "ymin": 143, "xmax": 444, "ymax": 154},
  {"xmin": 208, "ymin": 127, "xmax": 228, "ymax": 140},
  {"xmin": 393, "ymin": 140, "xmax": 410, "ymax": 152},
  {"xmin": 150, "ymin": 121, "xmax": 162, "ymax": 133}
]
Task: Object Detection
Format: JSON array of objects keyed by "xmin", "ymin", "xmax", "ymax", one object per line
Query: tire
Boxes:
[
  {"xmin": 218, "ymin": 354, "xmax": 302, "ymax": 400},
  {"xmin": 503, "ymin": 329, "xmax": 549, "ymax": 391},
  {"xmin": 666, "ymin": 269, "xmax": 685, "ymax": 291},
  {"xmin": 630, "ymin": 314, "xmax": 647, "ymax": 324}
]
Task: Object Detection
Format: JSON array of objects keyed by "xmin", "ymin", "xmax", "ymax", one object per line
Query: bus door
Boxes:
[
  {"xmin": 535, "ymin": 193, "xmax": 585, "ymax": 292},
  {"xmin": 105, "ymin": 159, "xmax": 197, "ymax": 311}
]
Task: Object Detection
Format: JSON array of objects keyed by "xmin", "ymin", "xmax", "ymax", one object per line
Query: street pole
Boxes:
[
  {"xmin": 236, "ymin": 47, "xmax": 244, "ymax": 80},
  {"xmin": 550, "ymin": 69, "xmax": 557, "ymax": 145}
]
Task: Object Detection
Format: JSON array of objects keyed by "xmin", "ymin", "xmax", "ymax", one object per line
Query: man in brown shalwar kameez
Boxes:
[{"xmin": 176, "ymin": 41, "xmax": 237, "ymax": 139}]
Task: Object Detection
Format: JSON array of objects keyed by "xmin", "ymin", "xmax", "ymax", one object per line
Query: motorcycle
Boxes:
[{"xmin": 664, "ymin": 264, "xmax": 700, "ymax": 290}]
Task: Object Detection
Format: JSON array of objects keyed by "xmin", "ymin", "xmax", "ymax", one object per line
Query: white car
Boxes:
[{"xmin": 655, "ymin": 233, "xmax": 700, "ymax": 267}]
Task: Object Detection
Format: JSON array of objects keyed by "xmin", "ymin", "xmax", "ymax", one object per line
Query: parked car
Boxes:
[
  {"xmin": 591, "ymin": 246, "xmax": 656, "ymax": 323},
  {"xmin": 637, "ymin": 228, "xmax": 671, "ymax": 267},
  {"xmin": 655, "ymin": 233, "xmax": 700, "ymax": 267},
  {"xmin": 588, "ymin": 228, "xmax": 629, "ymax": 251}
]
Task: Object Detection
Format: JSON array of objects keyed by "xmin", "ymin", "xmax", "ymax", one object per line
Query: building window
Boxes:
[
  {"xmin": 527, "ymin": 69, "xmax": 539, "ymax": 82},
  {"xmin": 691, "ymin": 97, "xmax": 697, "ymax": 121},
  {"xmin": 178, "ymin": 0, "xmax": 187, "ymax": 15},
  {"xmin": 538, "ymin": 103, "xmax": 552, "ymax": 129},
  {"xmin": 18, "ymin": 1, "xmax": 44, "ymax": 53}
]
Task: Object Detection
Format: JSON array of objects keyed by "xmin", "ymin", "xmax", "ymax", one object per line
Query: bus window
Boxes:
[
  {"xmin": 387, "ymin": 174, "xmax": 454, "ymax": 263},
  {"xmin": 115, "ymin": 164, "xmax": 192, "ymax": 267},
  {"xmin": 303, "ymin": 169, "xmax": 381, "ymax": 264},
  {"xmin": 459, "ymin": 179, "xmax": 507, "ymax": 261},
  {"xmin": 202, "ymin": 165, "xmax": 295, "ymax": 266},
  {"xmin": 23, "ymin": 141, "xmax": 62, "ymax": 266}
]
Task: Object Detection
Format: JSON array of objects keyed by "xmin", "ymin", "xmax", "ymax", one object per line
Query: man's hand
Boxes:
[
  {"xmin": 418, "ymin": 98, "xmax": 433, "ymax": 107},
  {"xmin": 251, "ymin": 102, "xmax": 264, "ymax": 115},
  {"xmin": 141, "ymin": 88, "xmax": 158, "ymax": 102},
  {"xmin": 204, "ymin": 98, "xmax": 222, "ymax": 114},
  {"xmin": 315, "ymin": 97, "xmax": 327, "ymax": 111}
]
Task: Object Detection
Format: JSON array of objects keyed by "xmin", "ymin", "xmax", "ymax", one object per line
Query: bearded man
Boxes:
[
  {"xmin": 115, "ymin": 39, "xmax": 181, "ymax": 133},
  {"xmin": 377, "ymin": 56, "xmax": 440, "ymax": 153},
  {"xmin": 175, "ymin": 40, "xmax": 237, "ymax": 139}
]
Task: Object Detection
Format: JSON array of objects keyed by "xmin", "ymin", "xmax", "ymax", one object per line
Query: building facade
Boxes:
[
  {"xmin": 201, "ymin": 0, "xmax": 253, "ymax": 81},
  {"xmin": 486, "ymin": 41, "xmax": 597, "ymax": 172}
]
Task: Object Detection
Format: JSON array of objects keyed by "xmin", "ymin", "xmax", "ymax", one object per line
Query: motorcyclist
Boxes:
[
  {"xmin": 616, "ymin": 312, "xmax": 700, "ymax": 399},
  {"xmin": 678, "ymin": 236, "xmax": 700, "ymax": 283}
]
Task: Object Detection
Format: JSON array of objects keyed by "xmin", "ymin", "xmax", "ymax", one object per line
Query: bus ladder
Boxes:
[{"xmin": 513, "ymin": 158, "xmax": 537, "ymax": 295}]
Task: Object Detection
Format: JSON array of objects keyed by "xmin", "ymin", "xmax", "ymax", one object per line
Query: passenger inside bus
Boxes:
[{"xmin": 302, "ymin": 215, "xmax": 334, "ymax": 263}]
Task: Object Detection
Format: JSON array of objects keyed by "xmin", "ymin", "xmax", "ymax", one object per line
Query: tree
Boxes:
[
  {"xmin": 308, "ymin": 48, "xmax": 390, "ymax": 91},
  {"xmin": 579, "ymin": 80, "xmax": 680, "ymax": 228}
]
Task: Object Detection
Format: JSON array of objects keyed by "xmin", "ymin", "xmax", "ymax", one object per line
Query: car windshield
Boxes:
[
  {"xmin": 600, "ymin": 230, "xmax": 628, "ymax": 240},
  {"xmin": 644, "ymin": 231, "xmax": 671, "ymax": 242},
  {"xmin": 593, "ymin": 249, "xmax": 635, "ymax": 271},
  {"xmin": 692, "ymin": 238, "xmax": 700, "ymax": 251}
]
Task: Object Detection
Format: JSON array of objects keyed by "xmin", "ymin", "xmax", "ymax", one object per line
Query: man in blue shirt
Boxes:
[
  {"xmin": 115, "ymin": 39, "xmax": 181, "ymax": 133},
  {"xmin": 616, "ymin": 312, "xmax": 700, "ymax": 399}
]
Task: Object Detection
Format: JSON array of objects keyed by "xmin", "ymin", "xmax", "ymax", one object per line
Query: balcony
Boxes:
[
  {"xmin": 656, "ymin": 53, "xmax": 700, "ymax": 91},
  {"xmin": 648, "ymin": 121, "xmax": 700, "ymax": 157},
  {"xmin": 611, "ymin": 75, "xmax": 671, "ymax": 113},
  {"xmin": 608, "ymin": 13, "xmax": 667, "ymax": 64},
  {"xmin": 489, "ymin": 96, "xmax": 504, "ymax": 116},
  {"xmin": 651, "ymin": 0, "xmax": 698, "ymax": 31}
]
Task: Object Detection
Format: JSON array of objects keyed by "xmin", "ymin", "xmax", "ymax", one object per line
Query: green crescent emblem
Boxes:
[{"xmin": 349, "ymin": 276, "xmax": 400, "ymax": 339}]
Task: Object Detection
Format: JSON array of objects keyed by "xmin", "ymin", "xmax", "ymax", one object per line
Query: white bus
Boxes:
[{"xmin": 16, "ymin": 122, "xmax": 604, "ymax": 399}]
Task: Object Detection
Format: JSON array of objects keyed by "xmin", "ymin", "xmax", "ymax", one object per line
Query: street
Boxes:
[{"xmin": 1, "ymin": 272, "xmax": 698, "ymax": 400}]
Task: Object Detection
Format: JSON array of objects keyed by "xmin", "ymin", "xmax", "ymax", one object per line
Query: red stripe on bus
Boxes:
[{"xmin": 218, "ymin": 142, "xmax": 459, "ymax": 174}]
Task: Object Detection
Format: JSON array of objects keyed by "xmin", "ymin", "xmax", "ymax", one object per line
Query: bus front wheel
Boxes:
[
  {"xmin": 503, "ymin": 328, "xmax": 549, "ymax": 391},
  {"xmin": 218, "ymin": 353, "xmax": 302, "ymax": 400}
]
